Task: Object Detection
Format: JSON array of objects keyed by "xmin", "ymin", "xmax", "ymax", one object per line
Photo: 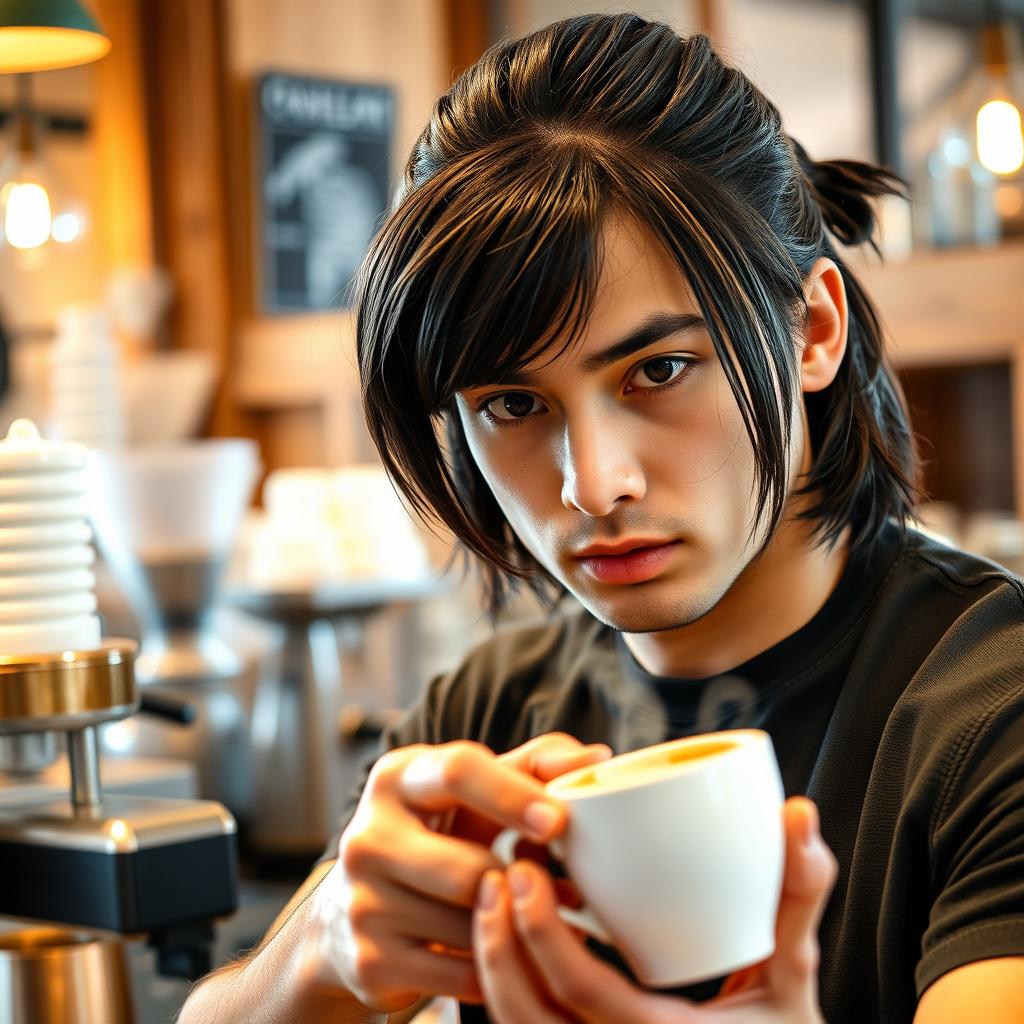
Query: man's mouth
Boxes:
[{"xmin": 573, "ymin": 539, "xmax": 681, "ymax": 585}]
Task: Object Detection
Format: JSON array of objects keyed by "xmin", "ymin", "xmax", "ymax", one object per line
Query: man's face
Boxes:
[{"xmin": 455, "ymin": 214, "xmax": 805, "ymax": 633}]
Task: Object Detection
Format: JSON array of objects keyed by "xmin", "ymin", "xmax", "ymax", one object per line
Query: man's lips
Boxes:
[
  {"xmin": 573, "ymin": 539, "xmax": 681, "ymax": 585},
  {"xmin": 573, "ymin": 538, "xmax": 676, "ymax": 558}
]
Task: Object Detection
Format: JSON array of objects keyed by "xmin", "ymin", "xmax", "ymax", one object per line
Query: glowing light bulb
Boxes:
[
  {"xmin": 977, "ymin": 99, "xmax": 1024, "ymax": 175},
  {"xmin": 2, "ymin": 179, "xmax": 52, "ymax": 249}
]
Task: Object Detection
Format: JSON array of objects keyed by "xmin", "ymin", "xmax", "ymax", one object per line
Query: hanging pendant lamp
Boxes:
[{"xmin": 0, "ymin": 0, "xmax": 110, "ymax": 73}]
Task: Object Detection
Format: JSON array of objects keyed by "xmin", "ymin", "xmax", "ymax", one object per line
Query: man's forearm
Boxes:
[
  {"xmin": 178, "ymin": 947, "xmax": 384, "ymax": 1024},
  {"xmin": 178, "ymin": 860, "xmax": 386, "ymax": 1024}
]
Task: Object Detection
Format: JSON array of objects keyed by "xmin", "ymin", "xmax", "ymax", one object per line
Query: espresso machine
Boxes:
[{"xmin": 0, "ymin": 420, "xmax": 238, "ymax": 1024}]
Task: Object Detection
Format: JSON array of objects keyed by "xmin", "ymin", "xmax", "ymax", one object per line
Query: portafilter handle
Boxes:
[
  {"xmin": 64, "ymin": 688, "xmax": 196, "ymax": 808},
  {"xmin": 139, "ymin": 689, "xmax": 197, "ymax": 725}
]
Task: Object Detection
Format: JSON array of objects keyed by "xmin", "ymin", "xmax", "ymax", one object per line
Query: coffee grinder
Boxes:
[{"xmin": 90, "ymin": 441, "xmax": 260, "ymax": 821}]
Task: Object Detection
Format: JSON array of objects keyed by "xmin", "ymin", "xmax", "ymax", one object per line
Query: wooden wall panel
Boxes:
[
  {"xmin": 223, "ymin": 0, "xmax": 449, "ymax": 384},
  {"xmin": 219, "ymin": 0, "xmax": 450, "ymax": 472}
]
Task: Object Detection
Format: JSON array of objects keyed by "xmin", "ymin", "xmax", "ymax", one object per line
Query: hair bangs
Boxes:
[{"xmin": 401, "ymin": 138, "xmax": 611, "ymax": 412}]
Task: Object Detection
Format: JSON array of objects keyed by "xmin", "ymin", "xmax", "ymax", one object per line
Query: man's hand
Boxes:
[
  {"xmin": 304, "ymin": 734, "xmax": 611, "ymax": 1014},
  {"xmin": 472, "ymin": 796, "xmax": 837, "ymax": 1024}
]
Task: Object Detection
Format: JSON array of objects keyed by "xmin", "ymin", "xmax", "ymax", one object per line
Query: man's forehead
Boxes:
[{"xmin": 588, "ymin": 214, "xmax": 701, "ymax": 328}]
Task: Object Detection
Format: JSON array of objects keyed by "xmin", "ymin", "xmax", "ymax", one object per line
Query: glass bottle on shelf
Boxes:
[{"xmin": 914, "ymin": 15, "xmax": 1024, "ymax": 247}]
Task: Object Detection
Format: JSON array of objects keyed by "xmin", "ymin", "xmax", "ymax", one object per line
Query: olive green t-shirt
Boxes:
[{"xmin": 332, "ymin": 523, "xmax": 1024, "ymax": 1022}]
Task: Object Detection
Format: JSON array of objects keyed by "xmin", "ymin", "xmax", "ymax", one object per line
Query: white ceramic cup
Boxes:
[{"xmin": 492, "ymin": 729, "xmax": 785, "ymax": 988}]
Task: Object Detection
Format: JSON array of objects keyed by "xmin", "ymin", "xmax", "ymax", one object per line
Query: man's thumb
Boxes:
[{"xmin": 767, "ymin": 798, "xmax": 839, "ymax": 997}]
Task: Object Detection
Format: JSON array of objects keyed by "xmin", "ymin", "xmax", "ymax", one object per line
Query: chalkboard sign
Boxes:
[{"xmin": 257, "ymin": 73, "xmax": 394, "ymax": 313}]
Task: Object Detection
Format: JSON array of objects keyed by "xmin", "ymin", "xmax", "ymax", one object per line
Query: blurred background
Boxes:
[{"xmin": 0, "ymin": 2, "xmax": 1021, "ymax": 1021}]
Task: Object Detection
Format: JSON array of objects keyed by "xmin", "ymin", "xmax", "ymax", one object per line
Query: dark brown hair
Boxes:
[{"xmin": 356, "ymin": 13, "xmax": 919, "ymax": 611}]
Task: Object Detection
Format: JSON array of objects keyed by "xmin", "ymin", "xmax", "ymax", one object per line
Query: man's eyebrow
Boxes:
[
  {"xmin": 487, "ymin": 312, "xmax": 707, "ymax": 387},
  {"xmin": 580, "ymin": 312, "xmax": 707, "ymax": 371}
]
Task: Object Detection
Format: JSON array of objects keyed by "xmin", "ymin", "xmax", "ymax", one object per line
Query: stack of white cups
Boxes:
[
  {"xmin": 49, "ymin": 306, "xmax": 123, "ymax": 450},
  {"xmin": 0, "ymin": 419, "xmax": 101, "ymax": 656}
]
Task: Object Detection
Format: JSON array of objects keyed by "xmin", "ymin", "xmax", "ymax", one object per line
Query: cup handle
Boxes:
[{"xmin": 490, "ymin": 828, "xmax": 614, "ymax": 945}]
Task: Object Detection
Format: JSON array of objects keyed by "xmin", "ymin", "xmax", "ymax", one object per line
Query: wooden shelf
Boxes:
[
  {"xmin": 233, "ymin": 241, "xmax": 1024, "ymax": 402},
  {"xmin": 854, "ymin": 240, "xmax": 1024, "ymax": 514},
  {"xmin": 853, "ymin": 241, "xmax": 1024, "ymax": 367}
]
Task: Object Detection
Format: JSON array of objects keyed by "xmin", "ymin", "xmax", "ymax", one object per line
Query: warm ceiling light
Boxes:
[
  {"xmin": 0, "ymin": 0, "xmax": 110, "ymax": 73},
  {"xmin": 975, "ymin": 16, "xmax": 1024, "ymax": 176},
  {"xmin": 2, "ymin": 180, "xmax": 51, "ymax": 249},
  {"xmin": 0, "ymin": 76, "xmax": 85, "ymax": 253},
  {"xmin": 977, "ymin": 98, "xmax": 1024, "ymax": 174}
]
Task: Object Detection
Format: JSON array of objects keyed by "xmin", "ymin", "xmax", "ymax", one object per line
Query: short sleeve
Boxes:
[{"xmin": 915, "ymin": 675, "xmax": 1024, "ymax": 997}]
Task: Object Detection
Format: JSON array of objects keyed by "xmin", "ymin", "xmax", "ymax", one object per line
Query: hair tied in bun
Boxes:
[{"xmin": 789, "ymin": 135, "xmax": 908, "ymax": 255}]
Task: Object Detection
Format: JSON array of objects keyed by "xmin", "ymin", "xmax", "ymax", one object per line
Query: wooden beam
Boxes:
[
  {"xmin": 695, "ymin": 0, "xmax": 729, "ymax": 42},
  {"xmin": 443, "ymin": 0, "xmax": 490, "ymax": 83},
  {"xmin": 138, "ymin": 0, "xmax": 257, "ymax": 440},
  {"xmin": 854, "ymin": 242, "xmax": 1024, "ymax": 366},
  {"xmin": 92, "ymin": 0, "xmax": 154, "ymax": 270}
]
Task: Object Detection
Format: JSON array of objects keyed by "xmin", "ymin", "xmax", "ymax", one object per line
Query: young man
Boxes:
[{"xmin": 180, "ymin": 14, "xmax": 1024, "ymax": 1024}]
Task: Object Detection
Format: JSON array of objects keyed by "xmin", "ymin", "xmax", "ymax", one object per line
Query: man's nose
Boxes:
[{"xmin": 558, "ymin": 416, "xmax": 646, "ymax": 517}]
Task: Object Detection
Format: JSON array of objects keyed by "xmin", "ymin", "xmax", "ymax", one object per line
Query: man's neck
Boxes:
[{"xmin": 622, "ymin": 518, "xmax": 851, "ymax": 679}]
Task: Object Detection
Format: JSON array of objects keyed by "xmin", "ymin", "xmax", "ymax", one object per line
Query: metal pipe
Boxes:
[
  {"xmin": 67, "ymin": 727, "xmax": 102, "ymax": 809},
  {"xmin": 867, "ymin": 0, "xmax": 904, "ymax": 174}
]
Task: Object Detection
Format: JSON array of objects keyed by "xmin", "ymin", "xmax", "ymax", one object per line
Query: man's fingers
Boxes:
[
  {"xmin": 447, "ymin": 735, "xmax": 612, "ymax": 846},
  {"xmin": 500, "ymin": 733, "xmax": 613, "ymax": 783},
  {"xmin": 398, "ymin": 741, "xmax": 567, "ymax": 841},
  {"xmin": 473, "ymin": 870, "xmax": 569, "ymax": 1024},
  {"xmin": 369, "ymin": 939, "xmax": 483, "ymax": 1006},
  {"xmin": 343, "ymin": 822, "xmax": 499, "ymax": 907},
  {"xmin": 351, "ymin": 878, "xmax": 474, "ymax": 950},
  {"xmin": 765, "ymin": 797, "xmax": 838, "ymax": 999},
  {"xmin": 507, "ymin": 860, "xmax": 699, "ymax": 1024}
]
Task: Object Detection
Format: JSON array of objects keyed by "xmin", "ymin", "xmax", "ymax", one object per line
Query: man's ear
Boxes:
[{"xmin": 800, "ymin": 257, "xmax": 848, "ymax": 394}]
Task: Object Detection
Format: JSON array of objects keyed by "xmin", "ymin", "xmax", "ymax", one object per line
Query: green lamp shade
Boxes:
[{"xmin": 0, "ymin": 0, "xmax": 110, "ymax": 73}]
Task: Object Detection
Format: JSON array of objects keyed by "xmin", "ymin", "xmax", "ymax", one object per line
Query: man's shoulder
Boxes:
[
  {"xmin": 865, "ymin": 526, "xmax": 1024, "ymax": 644},
  {"xmin": 806, "ymin": 526, "xmax": 1024, "ymax": 748},
  {"xmin": 867, "ymin": 527, "xmax": 1024, "ymax": 739},
  {"xmin": 900, "ymin": 527, "xmax": 1024, "ymax": 612}
]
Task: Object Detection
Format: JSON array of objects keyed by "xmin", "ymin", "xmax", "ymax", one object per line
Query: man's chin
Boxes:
[{"xmin": 573, "ymin": 586, "xmax": 723, "ymax": 634}]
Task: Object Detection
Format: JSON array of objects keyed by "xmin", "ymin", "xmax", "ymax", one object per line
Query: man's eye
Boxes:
[
  {"xmin": 628, "ymin": 357, "xmax": 691, "ymax": 389},
  {"xmin": 482, "ymin": 392, "xmax": 543, "ymax": 421}
]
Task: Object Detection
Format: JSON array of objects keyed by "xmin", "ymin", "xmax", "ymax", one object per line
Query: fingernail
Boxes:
[
  {"xmin": 478, "ymin": 871, "xmax": 501, "ymax": 912},
  {"xmin": 587, "ymin": 744, "xmax": 613, "ymax": 759},
  {"xmin": 802, "ymin": 801, "xmax": 820, "ymax": 848},
  {"xmin": 523, "ymin": 801, "xmax": 560, "ymax": 839},
  {"xmin": 508, "ymin": 863, "xmax": 532, "ymax": 903}
]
